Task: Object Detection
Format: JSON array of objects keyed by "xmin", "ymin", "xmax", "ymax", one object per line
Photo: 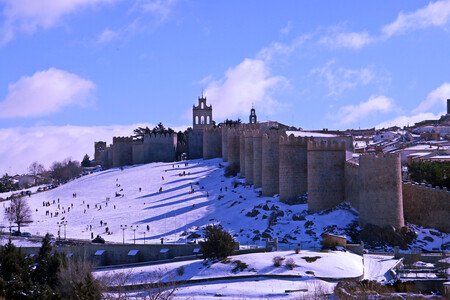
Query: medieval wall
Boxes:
[
  {"xmin": 94, "ymin": 141, "xmax": 106, "ymax": 164},
  {"xmin": 132, "ymin": 142, "xmax": 145, "ymax": 165},
  {"xmin": 203, "ymin": 127, "xmax": 222, "ymax": 159},
  {"xmin": 244, "ymin": 131, "xmax": 254, "ymax": 184},
  {"xmin": 112, "ymin": 137, "xmax": 133, "ymax": 168},
  {"xmin": 358, "ymin": 153, "xmax": 404, "ymax": 229},
  {"xmin": 344, "ymin": 160, "xmax": 360, "ymax": 211},
  {"xmin": 279, "ymin": 134, "xmax": 308, "ymax": 203},
  {"xmin": 143, "ymin": 133, "xmax": 177, "ymax": 162},
  {"xmin": 402, "ymin": 182, "xmax": 450, "ymax": 232},
  {"xmin": 239, "ymin": 130, "xmax": 246, "ymax": 177},
  {"xmin": 252, "ymin": 130, "xmax": 263, "ymax": 188},
  {"xmin": 221, "ymin": 126, "xmax": 229, "ymax": 161},
  {"xmin": 227, "ymin": 128, "xmax": 240, "ymax": 168},
  {"xmin": 261, "ymin": 130, "xmax": 281, "ymax": 196},
  {"xmin": 187, "ymin": 130, "xmax": 203, "ymax": 159},
  {"xmin": 307, "ymin": 140, "xmax": 346, "ymax": 212}
]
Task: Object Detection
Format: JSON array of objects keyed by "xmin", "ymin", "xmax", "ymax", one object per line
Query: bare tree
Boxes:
[
  {"xmin": 4, "ymin": 195, "xmax": 32, "ymax": 233},
  {"xmin": 28, "ymin": 161, "xmax": 45, "ymax": 177}
]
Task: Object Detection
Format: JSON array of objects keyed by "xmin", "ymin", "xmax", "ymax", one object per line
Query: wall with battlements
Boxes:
[
  {"xmin": 252, "ymin": 130, "xmax": 263, "ymax": 188},
  {"xmin": 279, "ymin": 134, "xmax": 309, "ymax": 203},
  {"xmin": 112, "ymin": 137, "xmax": 134, "ymax": 168},
  {"xmin": 142, "ymin": 133, "xmax": 177, "ymax": 162},
  {"xmin": 403, "ymin": 182, "xmax": 450, "ymax": 232},
  {"xmin": 244, "ymin": 131, "xmax": 254, "ymax": 184},
  {"xmin": 358, "ymin": 153, "xmax": 404, "ymax": 229},
  {"xmin": 94, "ymin": 141, "xmax": 106, "ymax": 164},
  {"xmin": 344, "ymin": 160, "xmax": 360, "ymax": 211},
  {"xmin": 221, "ymin": 126, "xmax": 229, "ymax": 161},
  {"xmin": 227, "ymin": 128, "xmax": 240, "ymax": 168},
  {"xmin": 307, "ymin": 140, "xmax": 346, "ymax": 212},
  {"xmin": 132, "ymin": 142, "xmax": 145, "ymax": 165},
  {"xmin": 261, "ymin": 130, "xmax": 281, "ymax": 196},
  {"xmin": 203, "ymin": 127, "xmax": 222, "ymax": 159},
  {"xmin": 187, "ymin": 130, "xmax": 203, "ymax": 159},
  {"xmin": 239, "ymin": 130, "xmax": 246, "ymax": 177}
]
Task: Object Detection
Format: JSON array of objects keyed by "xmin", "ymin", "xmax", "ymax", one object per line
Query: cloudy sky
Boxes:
[{"xmin": 1, "ymin": 0, "xmax": 450, "ymax": 174}]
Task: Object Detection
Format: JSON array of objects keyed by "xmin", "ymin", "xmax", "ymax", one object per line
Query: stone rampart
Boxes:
[
  {"xmin": 94, "ymin": 141, "xmax": 106, "ymax": 163},
  {"xmin": 244, "ymin": 131, "xmax": 254, "ymax": 184},
  {"xmin": 358, "ymin": 153, "xmax": 404, "ymax": 229},
  {"xmin": 143, "ymin": 133, "xmax": 177, "ymax": 162},
  {"xmin": 403, "ymin": 182, "xmax": 450, "ymax": 232},
  {"xmin": 252, "ymin": 130, "xmax": 263, "ymax": 188},
  {"xmin": 307, "ymin": 140, "xmax": 346, "ymax": 212},
  {"xmin": 132, "ymin": 142, "xmax": 145, "ymax": 165},
  {"xmin": 187, "ymin": 130, "xmax": 203, "ymax": 159},
  {"xmin": 239, "ymin": 130, "xmax": 246, "ymax": 177},
  {"xmin": 227, "ymin": 128, "xmax": 240, "ymax": 168},
  {"xmin": 344, "ymin": 160, "xmax": 360, "ymax": 211},
  {"xmin": 203, "ymin": 127, "xmax": 222, "ymax": 159},
  {"xmin": 262, "ymin": 130, "xmax": 281, "ymax": 196},
  {"xmin": 112, "ymin": 137, "xmax": 134, "ymax": 168},
  {"xmin": 279, "ymin": 134, "xmax": 309, "ymax": 203}
]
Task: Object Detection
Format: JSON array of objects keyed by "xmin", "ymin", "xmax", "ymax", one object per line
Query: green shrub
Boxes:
[
  {"xmin": 285, "ymin": 258, "xmax": 296, "ymax": 270},
  {"xmin": 200, "ymin": 225, "xmax": 237, "ymax": 259},
  {"xmin": 272, "ymin": 256, "xmax": 285, "ymax": 267}
]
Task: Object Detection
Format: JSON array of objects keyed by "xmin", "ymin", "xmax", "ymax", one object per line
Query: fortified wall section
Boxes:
[
  {"xmin": 344, "ymin": 160, "xmax": 360, "ymax": 211},
  {"xmin": 358, "ymin": 153, "xmax": 404, "ymax": 229},
  {"xmin": 143, "ymin": 133, "xmax": 177, "ymax": 162},
  {"xmin": 307, "ymin": 141, "xmax": 346, "ymax": 212},
  {"xmin": 203, "ymin": 127, "xmax": 222, "ymax": 159},
  {"xmin": 132, "ymin": 141, "xmax": 145, "ymax": 165},
  {"xmin": 239, "ymin": 130, "xmax": 246, "ymax": 177},
  {"xmin": 221, "ymin": 126, "xmax": 229, "ymax": 161},
  {"xmin": 187, "ymin": 130, "xmax": 203, "ymax": 159},
  {"xmin": 227, "ymin": 128, "xmax": 240, "ymax": 168},
  {"xmin": 402, "ymin": 182, "xmax": 450, "ymax": 232},
  {"xmin": 279, "ymin": 134, "xmax": 308, "ymax": 203},
  {"xmin": 112, "ymin": 137, "xmax": 133, "ymax": 168},
  {"xmin": 252, "ymin": 130, "xmax": 263, "ymax": 188},
  {"xmin": 94, "ymin": 141, "xmax": 106, "ymax": 164},
  {"xmin": 261, "ymin": 130, "xmax": 281, "ymax": 196},
  {"xmin": 244, "ymin": 131, "xmax": 254, "ymax": 184}
]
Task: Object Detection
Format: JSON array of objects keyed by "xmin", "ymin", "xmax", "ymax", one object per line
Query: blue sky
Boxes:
[{"xmin": 1, "ymin": 0, "xmax": 450, "ymax": 174}]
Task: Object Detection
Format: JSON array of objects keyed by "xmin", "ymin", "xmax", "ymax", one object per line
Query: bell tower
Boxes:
[
  {"xmin": 192, "ymin": 94, "xmax": 213, "ymax": 130},
  {"xmin": 249, "ymin": 106, "xmax": 257, "ymax": 124}
]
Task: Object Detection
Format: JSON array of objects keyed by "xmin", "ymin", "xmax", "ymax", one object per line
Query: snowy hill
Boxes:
[{"xmin": 0, "ymin": 159, "xmax": 447, "ymax": 250}]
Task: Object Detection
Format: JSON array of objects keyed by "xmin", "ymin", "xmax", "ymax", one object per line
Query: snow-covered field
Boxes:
[{"xmin": 0, "ymin": 158, "xmax": 448, "ymax": 251}]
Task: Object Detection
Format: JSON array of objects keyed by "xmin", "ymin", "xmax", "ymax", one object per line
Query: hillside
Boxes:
[{"xmin": 0, "ymin": 159, "xmax": 447, "ymax": 251}]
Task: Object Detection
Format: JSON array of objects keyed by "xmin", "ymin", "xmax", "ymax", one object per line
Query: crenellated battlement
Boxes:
[
  {"xmin": 307, "ymin": 140, "xmax": 346, "ymax": 151},
  {"xmin": 113, "ymin": 136, "xmax": 133, "ymax": 143},
  {"xmin": 403, "ymin": 181, "xmax": 449, "ymax": 193},
  {"xmin": 279, "ymin": 134, "xmax": 309, "ymax": 146},
  {"xmin": 144, "ymin": 132, "xmax": 177, "ymax": 139},
  {"xmin": 203, "ymin": 126, "xmax": 222, "ymax": 134}
]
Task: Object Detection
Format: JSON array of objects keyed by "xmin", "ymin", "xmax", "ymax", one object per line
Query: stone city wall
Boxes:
[
  {"xmin": 203, "ymin": 127, "xmax": 222, "ymax": 159},
  {"xmin": 261, "ymin": 130, "xmax": 281, "ymax": 196}
]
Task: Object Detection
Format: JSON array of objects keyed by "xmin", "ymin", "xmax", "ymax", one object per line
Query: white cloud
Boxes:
[
  {"xmin": 203, "ymin": 58, "xmax": 287, "ymax": 120},
  {"xmin": 0, "ymin": 123, "xmax": 188, "ymax": 175},
  {"xmin": 376, "ymin": 111, "xmax": 444, "ymax": 129},
  {"xmin": 0, "ymin": 68, "xmax": 96, "ymax": 118},
  {"xmin": 280, "ymin": 21, "xmax": 292, "ymax": 35},
  {"xmin": 138, "ymin": 0, "xmax": 178, "ymax": 22},
  {"xmin": 335, "ymin": 95, "xmax": 395, "ymax": 125},
  {"xmin": 257, "ymin": 34, "xmax": 310, "ymax": 62},
  {"xmin": 0, "ymin": 0, "xmax": 115, "ymax": 45},
  {"xmin": 412, "ymin": 82, "xmax": 450, "ymax": 114},
  {"xmin": 97, "ymin": 28, "xmax": 120, "ymax": 43},
  {"xmin": 319, "ymin": 30, "xmax": 375, "ymax": 50},
  {"xmin": 382, "ymin": 0, "xmax": 450, "ymax": 37},
  {"xmin": 311, "ymin": 61, "xmax": 386, "ymax": 97}
]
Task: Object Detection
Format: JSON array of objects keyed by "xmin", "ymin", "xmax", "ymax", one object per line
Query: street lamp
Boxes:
[
  {"xmin": 143, "ymin": 231, "xmax": 146, "ymax": 244},
  {"xmin": 130, "ymin": 225, "xmax": 138, "ymax": 244},
  {"xmin": 120, "ymin": 225, "xmax": 127, "ymax": 244}
]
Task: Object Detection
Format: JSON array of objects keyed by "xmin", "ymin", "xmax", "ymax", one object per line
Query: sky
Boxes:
[{"xmin": 1, "ymin": 0, "xmax": 450, "ymax": 174}]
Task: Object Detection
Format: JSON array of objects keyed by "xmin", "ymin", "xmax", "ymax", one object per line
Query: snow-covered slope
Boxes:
[{"xmin": 0, "ymin": 159, "xmax": 447, "ymax": 250}]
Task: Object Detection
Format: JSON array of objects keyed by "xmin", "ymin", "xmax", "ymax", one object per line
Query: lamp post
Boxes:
[
  {"xmin": 130, "ymin": 225, "xmax": 138, "ymax": 244},
  {"xmin": 120, "ymin": 225, "xmax": 127, "ymax": 244},
  {"xmin": 143, "ymin": 231, "xmax": 146, "ymax": 244}
]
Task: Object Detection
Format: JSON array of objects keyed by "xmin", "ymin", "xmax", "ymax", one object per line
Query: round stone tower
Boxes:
[
  {"xmin": 262, "ymin": 130, "xmax": 281, "ymax": 196},
  {"xmin": 221, "ymin": 125, "xmax": 229, "ymax": 161},
  {"xmin": 239, "ymin": 129, "xmax": 246, "ymax": 177},
  {"xmin": 227, "ymin": 128, "xmax": 240, "ymax": 168},
  {"xmin": 307, "ymin": 140, "xmax": 346, "ymax": 213},
  {"xmin": 358, "ymin": 153, "xmax": 404, "ymax": 229},
  {"xmin": 252, "ymin": 130, "xmax": 263, "ymax": 188},
  {"xmin": 244, "ymin": 130, "xmax": 254, "ymax": 184},
  {"xmin": 279, "ymin": 134, "xmax": 309, "ymax": 203}
]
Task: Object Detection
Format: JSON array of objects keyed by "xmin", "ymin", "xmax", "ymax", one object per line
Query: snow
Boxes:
[
  {"xmin": 363, "ymin": 254, "xmax": 399, "ymax": 282},
  {"xmin": 95, "ymin": 250, "xmax": 363, "ymax": 285}
]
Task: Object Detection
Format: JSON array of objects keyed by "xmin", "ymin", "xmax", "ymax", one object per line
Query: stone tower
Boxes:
[
  {"xmin": 252, "ymin": 130, "xmax": 263, "ymax": 188},
  {"xmin": 94, "ymin": 141, "xmax": 107, "ymax": 163},
  {"xmin": 358, "ymin": 153, "xmax": 404, "ymax": 229},
  {"xmin": 244, "ymin": 130, "xmax": 254, "ymax": 184},
  {"xmin": 192, "ymin": 95, "xmax": 213, "ymax": 130},
  {"xmin": 307, "ymin": 140, "xmax": 346, "ymax": 213},
  {"xmin": 249, "ymin": 107, "xmax": 257, "ymax": 124},
  {"xmin": 227, "ymin": 127, "xmax": 240, "ymax": 168},
  {"xmin": 261, "ymin": 130, "xmax": 281, "ymax": 196},
  {"xmin": 447, "ymin": 99, "xmax": 450, "ymax": 115},
  {"xmin": 279, "ymin": 134, "xmax": 309, "ymax": 203}
]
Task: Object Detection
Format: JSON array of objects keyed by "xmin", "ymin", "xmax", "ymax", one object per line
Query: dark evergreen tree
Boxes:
[
  {"xmin": 81, "ymin": 154, "xmax": 91, "ymax": 168},
  {"xmin": 200, "ymin": 225, "xmax": 236, "ymax": 259}
]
